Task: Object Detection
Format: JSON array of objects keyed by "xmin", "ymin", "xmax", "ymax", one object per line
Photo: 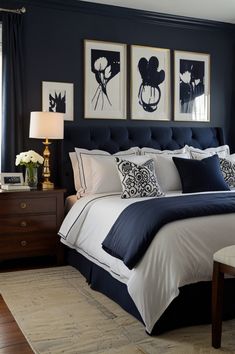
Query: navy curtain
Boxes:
[{"xmin": 1, "ymin": 13, "xmax": 24, "ymax": 172}]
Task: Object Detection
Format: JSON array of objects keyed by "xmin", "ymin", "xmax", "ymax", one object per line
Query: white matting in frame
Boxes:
[
  {"xmin": 131, "ymin": 45, "xmax": 171, "ymax": 120},
  {"xmin": 42, "ymin": 81, "xmax": 74, "ymax": 121},
  {"xmin": 174, "ymin": 51, "xmax": 210, "ymax": 122},
  {"xmin": 84, "ymin": 40, "xmax": 126, "ymax": 119}
]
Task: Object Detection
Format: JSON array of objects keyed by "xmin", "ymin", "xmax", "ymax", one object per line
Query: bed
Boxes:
[{"xmin": 59, "ymin": 125, "xmax": 235, "ymax": 334}]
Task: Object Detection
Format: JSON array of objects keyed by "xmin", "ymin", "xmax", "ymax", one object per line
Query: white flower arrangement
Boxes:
[{"xmin": 15, "ymin": 150, "xmax": 44, "ymax": 168}]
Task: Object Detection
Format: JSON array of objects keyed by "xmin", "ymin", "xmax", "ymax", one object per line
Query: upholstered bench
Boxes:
[{"xmin": 212, "ymin": 245, "xmax": 235, "ymax": 348}]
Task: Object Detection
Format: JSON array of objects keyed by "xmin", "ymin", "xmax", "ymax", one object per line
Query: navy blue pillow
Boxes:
[{"xmin": 173, "ymin": 154, "xmax": 230, "ymax": 193}]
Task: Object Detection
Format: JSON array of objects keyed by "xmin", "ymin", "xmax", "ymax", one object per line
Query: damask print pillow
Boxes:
[
  {"xmin": 116, "ymin": 158, "xmax": 164, "ymax": 199},
  {"xmin": 219, "ymin": 158, "xmax": 235, "ymax": 187}
]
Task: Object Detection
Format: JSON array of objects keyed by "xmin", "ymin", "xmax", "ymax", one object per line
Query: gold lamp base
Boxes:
[
  {"xmin": 42, "ymin": 180, "xmax": 54, "ymax": 190},
  {"xmin": 42, "ymin": 138, "xmax": 54, "ymax": 189}
]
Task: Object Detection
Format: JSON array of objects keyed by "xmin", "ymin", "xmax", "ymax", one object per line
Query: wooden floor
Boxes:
[{"xmin": 0, "ymin": 295, "xmax": 34, "ymax": 353}]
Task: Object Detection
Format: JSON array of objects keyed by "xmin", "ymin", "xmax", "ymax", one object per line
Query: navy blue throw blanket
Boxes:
[{"xmin": 102, "ymin": 192, "xmax": 235, "ymax": 269}]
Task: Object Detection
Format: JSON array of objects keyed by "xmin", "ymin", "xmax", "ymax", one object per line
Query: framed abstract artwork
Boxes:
[
  {"xmin": 174, "ymin": 51, "xmax": 210, "ymax": 121},
  {"xmin": 84, "ymin": 40, "xmax": 126, "ymax": 119},
  {"xmin": 131, "ymin": 45, "xmax": 171, "ymax": 120},
  {"xmin": 42, "ymin": 81, "xmax": 74, "ymax": 121}
]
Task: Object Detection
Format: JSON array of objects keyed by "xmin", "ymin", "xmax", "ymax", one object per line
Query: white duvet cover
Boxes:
[{"xmin": 58, "ymin": 192, "xmax": 235, "ymax": 333}]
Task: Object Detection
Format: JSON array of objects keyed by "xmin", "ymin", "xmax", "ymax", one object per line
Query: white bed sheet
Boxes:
[{"xmin": 59, "ymin": 191, "xmax": 235, "ymax": 333}]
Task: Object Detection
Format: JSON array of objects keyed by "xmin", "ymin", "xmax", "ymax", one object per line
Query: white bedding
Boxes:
[{"xmin": 59, "ymin": 191, "xmax": 235, "ymax": 333}]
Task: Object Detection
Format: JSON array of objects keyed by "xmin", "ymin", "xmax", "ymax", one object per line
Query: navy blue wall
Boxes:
[{"xmin": 3, "ymin": 0, "xmax": 235, "ymax": 150}]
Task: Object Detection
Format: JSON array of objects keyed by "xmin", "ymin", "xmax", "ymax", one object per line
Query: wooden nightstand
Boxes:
[{"xmin": 0, "ymin": 188, "xmax": 65, "ymax": 265}]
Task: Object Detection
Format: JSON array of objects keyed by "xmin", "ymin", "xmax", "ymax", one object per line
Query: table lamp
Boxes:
[{"xmin": 29, "ymin": 111, "xmax": 64, "ymax": 189}]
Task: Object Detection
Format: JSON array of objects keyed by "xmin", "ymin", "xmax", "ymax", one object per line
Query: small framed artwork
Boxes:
[
  {"xmin": 174, "ymin": 51, "xmax": 210, "ymax": 121},
  {"xmin": 0, "ymin": 172, "xmax": 23, "ymax": 185},
  {"xmin": 84, "ymin": 39, "xmax": 126, "ymax": 119},
  {"xmin": 131, "ymin": 45, "xmax": 171, "ymax": 120},
  {"xmin": 42, "ymin": 81, "xmax": 74, "ymax": 121}
]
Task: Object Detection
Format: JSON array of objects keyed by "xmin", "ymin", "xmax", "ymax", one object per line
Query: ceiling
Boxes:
[{"xmin": 80, "ymin": 0, "xmax": 235, "ymax": 24}]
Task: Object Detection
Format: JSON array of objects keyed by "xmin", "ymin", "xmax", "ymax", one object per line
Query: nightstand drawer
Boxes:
[
  {"xmin": 0, "ymin": 232, "xmax": 58, "ymax": 259},
  {"xmin": 0, "ymin": 215, "xmax": 57, "ymax": 234},
  {"xmin": 0, "ymin": 197, "xmax": 56, "ymax": 215}
]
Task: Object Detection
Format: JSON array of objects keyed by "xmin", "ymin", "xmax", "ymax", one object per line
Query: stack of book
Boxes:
[{"xmin": 1, "ymin": 184, "xmax": 30, "ymax": 191}]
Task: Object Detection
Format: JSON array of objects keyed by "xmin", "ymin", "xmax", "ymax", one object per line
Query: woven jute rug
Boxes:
[{"xmin": 0, "ymin": 266, "xmax": 234, "ymax": 354}]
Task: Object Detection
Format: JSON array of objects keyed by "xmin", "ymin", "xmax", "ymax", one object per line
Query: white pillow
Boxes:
[
  {"xmin": 186, "ymin": 145, "xmax": 230, "ymax": 160},
  {"xmin": 69, "ymin": 152, "xmax": 81, "ymax": 193},
  {"xmin": 141, "ymin": 147, "xmax": 190, "ymax": 192},
  {"xmin": 70, "ymin": 150, "xmax": 109, "ymax": 194},
  {"xmin": 229, "ymin": 153, "xmax": 235, "ymax": 162},
  {"xmin": 141, "ymin": 146, "xmax": 187, "ymax": 155},
  {"xmin": 82, "ymin": 154, "xmax": 150, "ymax": 195},
  {"xmin": 218, "ymin": 153, "xmax": 235, "ymax": 164},
  {"xmin": 72, "ymin": 147, "xmax": 140, "ymax": 195},
  {"xmin": 151, "ymin": 153, "xmax": 190, "ymax": 192}
]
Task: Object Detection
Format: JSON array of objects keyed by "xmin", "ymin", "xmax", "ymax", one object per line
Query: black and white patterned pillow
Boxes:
[
  {"xmin": 116, "ymin": 158, "xmax": 164, "ymax": 199},
  {"xmin": 219, "ymin": 158, "xmax": 235, "ymax": 187}
]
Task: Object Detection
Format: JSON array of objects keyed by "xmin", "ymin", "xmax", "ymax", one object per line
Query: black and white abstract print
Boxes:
[
  {"xmin": 174, "ymin": 51, "xmax": 210, "ymax": 122},
  {"xmin": 42, "ymin": 81, "xmax": 74, "ymax": 121},
  {"xmin": 174, "ymin": 50, "xmax": 210, "ymax": 122},
  {"xmin": 48, "ymin": 90, "xmax": 66, "ymax": 113},
  {"xmin": 131, "ymin": 46, "xmax": 170, "ymax": 120},
  {"xmin": 85, "ymin": 40, "xmax": 126, "ymax": 119},
  {"xmin": 179, "ymin": 59, "xmax": 205, "ymax": 114},
  {"xmin": 91, "ymin": 49, "xmax": 120, "ymax": 111},
  {"xmin": 138, "ymin": 56, "xmax": 165, "ymax": 113}
]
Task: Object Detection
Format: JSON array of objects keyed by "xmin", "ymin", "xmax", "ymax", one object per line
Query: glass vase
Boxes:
[{"xmin": 25, "ymin": 166, "xmax": 38, "ymax": 189}]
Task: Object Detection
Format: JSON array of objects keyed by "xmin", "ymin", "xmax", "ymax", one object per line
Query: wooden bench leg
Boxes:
[{"xmin": 212, "ymin": 261, "xmax": 224, "ymax": 348}]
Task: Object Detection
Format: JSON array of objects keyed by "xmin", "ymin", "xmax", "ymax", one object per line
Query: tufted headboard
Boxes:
[{"xmin": 61, "ymin": 125, "xmax": 224, "ymax": 195}]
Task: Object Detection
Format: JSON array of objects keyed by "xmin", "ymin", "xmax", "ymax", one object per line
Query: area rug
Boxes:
[{"xmin": 0, "ymin": 266, "xmax": 234, "ymax": 354}]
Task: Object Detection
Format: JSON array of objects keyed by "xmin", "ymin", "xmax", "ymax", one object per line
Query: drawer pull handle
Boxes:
[
  {"xmin": 20, "ymin": 202, "xmax": 27, "ymax": 209},
  {"xmin": 20, "ymin": 221, "xmax": 27, "ymax": 227},
  {"xmin": 21, "ymin": 240, "xmax": 27, "ymax": 247}
]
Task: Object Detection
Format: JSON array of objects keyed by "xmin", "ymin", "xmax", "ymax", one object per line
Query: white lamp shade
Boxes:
[{"xmin": 29, "ymin": 111, "xmax": 64, "ymax": 139}]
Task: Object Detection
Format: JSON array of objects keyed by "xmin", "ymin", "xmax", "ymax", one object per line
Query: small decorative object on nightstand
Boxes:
[
  {"xmin": 15, "ymin": 150, "xmax": 44, "ymax": 189},
  {"xmin": 0, "ymin": 188, "xmax": 66, "ymax": 265}
]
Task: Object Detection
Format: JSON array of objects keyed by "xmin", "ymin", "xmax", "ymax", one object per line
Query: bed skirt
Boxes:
[{"xmin": 66, "ymin": 248, "xmax": 235, "ymax": 334}]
